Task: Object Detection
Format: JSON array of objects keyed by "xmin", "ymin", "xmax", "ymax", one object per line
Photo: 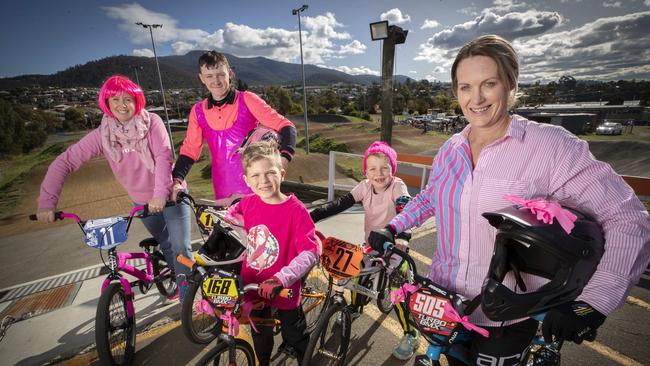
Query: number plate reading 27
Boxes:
[
  {"xmin": 202, "ymin": 276, "xmax": 239, "ymax": 307},
  {"xmin": 321, "ymin": 237, "xmax": 363, "ymax": 279}
]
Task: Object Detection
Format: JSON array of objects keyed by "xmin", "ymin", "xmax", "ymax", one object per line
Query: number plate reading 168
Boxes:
[{"xmin": 202, "ymin": 276, "xmax": 239, "ymax": 307}]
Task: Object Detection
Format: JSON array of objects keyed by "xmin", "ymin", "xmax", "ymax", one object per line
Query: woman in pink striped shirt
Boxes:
[{"xmin": 369, "ymin": 35, "xmax": 650, "ymax": 365}]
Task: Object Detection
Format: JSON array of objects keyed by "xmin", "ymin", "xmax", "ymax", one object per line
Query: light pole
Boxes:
[
  {"xmin": 292, "ymin": 4, "xmax": 309, "ymax": 154},
  {"xmin": 135, "ymin": 22, "xmax": 175, "ymax": 158},
  {"xmin": 370, "ymin": 21, "xmax": 408, "ymax": 145}
]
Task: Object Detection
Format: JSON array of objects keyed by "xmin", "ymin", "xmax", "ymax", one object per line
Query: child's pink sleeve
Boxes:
[{"xmin": 225, "ymin": 201, "xmax": 245, "ymax": 227}]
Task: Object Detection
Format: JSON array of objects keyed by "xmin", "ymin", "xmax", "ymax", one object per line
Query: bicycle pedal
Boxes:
[
  {"xmin": 278, "ymin": 343, "xmax": 298, "ymax": 358},
  {"xmin": 414, "ymin": 355, "xmax": 434, "ymax": 366}
]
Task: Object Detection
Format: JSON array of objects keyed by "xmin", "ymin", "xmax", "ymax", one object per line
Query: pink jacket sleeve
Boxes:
[
  {"xmin": 148, "ymin": 113, "xmax": 174, "ymax": 200},
  {"xmin": 243, "ymin": 92, "xmax": 294, "ymax": 131},
  {"xmin": 37, "ymin": 129, "xmax": 103, "ymax": 209}
]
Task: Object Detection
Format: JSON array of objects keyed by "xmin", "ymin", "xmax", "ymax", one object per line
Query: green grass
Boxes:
[
  {"xmin": 0, "ymin": 143, "xmax": 66, "ymax": 215},
  {"xmin": 335, "ymin": 156, "xmax": 364, "ymax": 182}
]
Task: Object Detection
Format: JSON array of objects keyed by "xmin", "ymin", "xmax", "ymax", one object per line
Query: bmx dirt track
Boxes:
[{"xmin": 1, "ymin": 135, "xmax": 648, "ymax": 238}]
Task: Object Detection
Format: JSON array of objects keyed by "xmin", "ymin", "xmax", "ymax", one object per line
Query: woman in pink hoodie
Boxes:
[{"xmin": 36, "ymin": 75, "xmax": 192, "ymax": 301}]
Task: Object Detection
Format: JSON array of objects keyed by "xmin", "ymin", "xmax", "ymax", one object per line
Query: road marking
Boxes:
[
  {"xmin": 626, "ymin": 295, "xmax": 650, "ymax": 311},
  {"xmin": 583, "ymin": 341, "xmax": 644, "ymax": 366},
  {"xmin": 363, "ymin": 304, "xmax": 449, "ymax": 366}
]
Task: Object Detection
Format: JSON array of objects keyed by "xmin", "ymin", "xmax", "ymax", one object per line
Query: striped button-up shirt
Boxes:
[{"xmin": 391, "ymin": 114, "xmax": 650, "ymax": 326}]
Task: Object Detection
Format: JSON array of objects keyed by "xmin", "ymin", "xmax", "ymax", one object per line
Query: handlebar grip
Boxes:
[
  {"xmin": 278, "ymin": 289, "xmax": 293, "ymax": 299},
  {"xmin": 176, "ymin": 254, "xmax": 195, "ymax": 269}
]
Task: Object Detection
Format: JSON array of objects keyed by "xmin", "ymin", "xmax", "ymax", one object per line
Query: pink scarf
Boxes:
[{"xmin": 100, "ymin": 110, "xmax": 154, "ymax": 173}]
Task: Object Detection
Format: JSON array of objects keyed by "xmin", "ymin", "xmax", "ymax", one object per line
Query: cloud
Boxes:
[
  {"xmin": 415, "ymin": 6, "xmax": 650, "ymax": 81},
  {"xmin": 459, "ymin": 6, "xmax": 479, "ymax": 16},
  {"xmin": 133, "ymin": 48, "xmax": 154, "ymax": 57},
  {"xmin": 421, "ymin": 19, "xmax": 441, "ymax": 29},
  {"xmin": 409, "ymin": 70, "xmax": 418, "ymax": 74},
  {"xmin": 603, "ymin": 1, "xmax": 622, "ymax": 7},
  {"xmin": 339, "ymin": 40, "xmax": 367, "ymax": 55},
  {"xmin": 516, "ymin": 11, "xmax": 650, "ymax": 80},
  {"xmin": 421, "ymin": 9, "xmax": 563, "ymax": 51},
  {"xmin": 322, "ymin": 65, "xmax": 379, "ymax": 76},
  {"xmin": 104, "ymin": 5, "xmax": 364, "ymax": 65},
  {"xmin": 380, "ymin": 8, "xmax": 411, "ymax": 24},
  {"xmin": 103, "ymin": 3, "xmax": 208, "ymax": 45}
]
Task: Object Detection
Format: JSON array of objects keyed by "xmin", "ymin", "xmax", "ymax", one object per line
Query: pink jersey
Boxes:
[{"xmin": 232, "ymin": 194, "xmax": 319, "ymax": 310}]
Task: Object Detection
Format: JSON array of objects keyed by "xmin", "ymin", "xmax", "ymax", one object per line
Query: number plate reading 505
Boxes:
[{"xmin": 202, "ymin": 277, "xmax": 239, "ymax": 307}]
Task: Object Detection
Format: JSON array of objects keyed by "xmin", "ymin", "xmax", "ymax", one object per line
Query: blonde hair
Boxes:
[
  {"xmin": 451, "ymin": 35, "xmax": 519, "ymax": 108},
  {"xmin": 241, "ymin": 140, "xmax": 282, "ymax": 174}
]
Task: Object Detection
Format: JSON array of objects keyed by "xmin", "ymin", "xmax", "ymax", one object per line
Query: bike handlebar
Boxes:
[
  {"xmin": 176, "ymin": 254, "xmax": 292, "ymax": 299},
  {"xmin": 29, "ymin": 200, "xmax": 178, "ymax": 223}
]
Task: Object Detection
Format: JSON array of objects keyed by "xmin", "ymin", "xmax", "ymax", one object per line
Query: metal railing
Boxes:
[
  {"xmin": 327, "ymin": 151, "xmax": 432, "ymax": 201},
  {"xmin": 327, "ymin": 151, "xmax": 650, "ymax": 202}
]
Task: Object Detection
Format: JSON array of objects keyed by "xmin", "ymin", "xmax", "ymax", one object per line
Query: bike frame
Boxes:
[{"xmin": 53, "ymin": 205, "xmax": 162, "ymax": 318}]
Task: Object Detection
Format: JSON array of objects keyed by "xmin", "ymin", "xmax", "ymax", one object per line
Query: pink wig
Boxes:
[{"xmin": 97, "ymin": 75, "xmax": 146, "ymax": 117}]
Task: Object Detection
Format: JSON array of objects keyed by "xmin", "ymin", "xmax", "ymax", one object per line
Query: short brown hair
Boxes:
[
  {"xmin": 241, "ymin": 140, "xmax": 282, "ymax": 174},
  {"xmin": 451, "ymin": 35, "xmax": 519, "ymax": 107},
  {"xmin": 198, "ymin": 50, "xmax": 231, "ymax": 70}
]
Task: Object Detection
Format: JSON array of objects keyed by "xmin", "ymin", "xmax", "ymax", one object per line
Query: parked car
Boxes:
[{"xmin": 596, "ymin": 122, "xmax": 623, "ymax": 135}]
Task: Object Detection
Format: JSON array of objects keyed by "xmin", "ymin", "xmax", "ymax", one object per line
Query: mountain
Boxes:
[{"xmin": 0, "ymin": 51, "xmax": 414, "ymax": 90}]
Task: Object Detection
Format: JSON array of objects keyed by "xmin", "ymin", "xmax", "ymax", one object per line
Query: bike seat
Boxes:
[{"xmin": 138, "ymin": 237, "xmax": 158, "ymax": 249}]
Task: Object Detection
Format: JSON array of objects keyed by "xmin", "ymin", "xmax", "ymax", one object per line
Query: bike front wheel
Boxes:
[
  {"xmin": 151, "ymin": 251, "xmax": 177, "ymax": 297},
  {"xmin": 181, "ymin": 274, "xmax": 220, "ymax": 344},
  {"xmin": 376, "ymin": 268, "xmax": 394, "ymax": 314},
  {"xmin": 303, "ymin": 301, "xmax": 351, "ymax": 366},
  {"xmin": 95, "ymin": 282, "xmax": 136, "ymax": 366},
  {"xmin": 302, "ymin": 262, "xmax": 332, "ymax": 332},
  {"xmin": 196, "ymin": 338, "xmax": 256, "ymax": 366}
]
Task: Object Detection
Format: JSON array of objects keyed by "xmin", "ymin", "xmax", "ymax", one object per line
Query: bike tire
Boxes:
[
  {"xmin": 196, "ymin": 338, "xmax": 256, "ymax": 366},
  {"xmin": 181, "ymin": 275, "xmax": 220, "ymax": 344},
  {"xmin": 95, "ymin": 282, "xmax": 136, "ymax": 366},
  {"xmin": 303, "ymin": 302, "xmax": 351, "ymax": 366},
  {"xmin": 376, "ymin": 268, "xmax": 395, "ymax": 314},
  {"xmin": 302, "ymin": 263, "xmax": 332, "ymax": 332},
  {"xmin": 151, "ymin": 251, "xmax": 177, "ymax": 297}
]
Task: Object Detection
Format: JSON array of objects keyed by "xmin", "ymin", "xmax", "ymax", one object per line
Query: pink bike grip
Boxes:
[
  {"xmin": 130, "ymin": 205, "xmax": 146, "ymax": 217},
  {"xmin": 59, "ymin": 212, "xmax": 81, "ymax": 222}
]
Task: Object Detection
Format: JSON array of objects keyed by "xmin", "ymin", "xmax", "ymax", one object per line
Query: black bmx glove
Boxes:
[
  {"xmin": 368, "ymin": 225, "xmax": 396, "ymax": 253},
  {"xmin": 542, "ymin": 301, "xmax": 606, "ymax": 344}
]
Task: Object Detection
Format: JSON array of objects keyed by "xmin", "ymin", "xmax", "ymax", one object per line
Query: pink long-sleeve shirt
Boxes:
[
  {"xmin": 391, "ymin": 114, "xmax": 650, "ymax": 326},
  {"xmin": 38, "ymin": 112, "xmax": 173, "ymax": 208}
]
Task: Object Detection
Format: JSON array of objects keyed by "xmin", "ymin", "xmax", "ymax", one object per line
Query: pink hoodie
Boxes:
[{"xmin": 38, "ymin": 112, "xmax": 173, "ymax": 208}]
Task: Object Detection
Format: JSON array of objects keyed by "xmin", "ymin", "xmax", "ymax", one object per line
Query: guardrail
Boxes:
[
  {"xmin": 327, "ymin": 151, "xmax": 432, "ymax": 201},
  {"xmin": 327, "ymin": 151, "xmax": 650, "ymax": 201}
]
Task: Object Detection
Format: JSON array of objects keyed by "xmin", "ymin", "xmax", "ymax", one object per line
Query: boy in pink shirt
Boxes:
[
  {"xmin": 310, "ymin": 141, "xmax": 420, "ymax": 360},
  {"xmin": 228, "ymin": 141, "xmax": 319, "ymax": 365}
]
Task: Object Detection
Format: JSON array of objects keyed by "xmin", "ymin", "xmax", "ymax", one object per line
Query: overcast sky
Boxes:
[{"xmin": 1, "ymin": 0, "xmax": 649, "ymax": 82}]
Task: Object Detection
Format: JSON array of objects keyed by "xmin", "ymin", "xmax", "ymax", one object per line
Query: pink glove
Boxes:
[{"xmin": 258, "ymin": 276, "xmax": 283, "ymax": 300}]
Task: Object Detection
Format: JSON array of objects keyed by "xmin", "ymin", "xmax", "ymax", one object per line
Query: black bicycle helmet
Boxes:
[
  {"xmin": 480, "ymin": 205, "xmax": 604, "ymax": 321},
  {"xmin": 195, "ymin": 221, "xmax": 246, "ymax": 274}
]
